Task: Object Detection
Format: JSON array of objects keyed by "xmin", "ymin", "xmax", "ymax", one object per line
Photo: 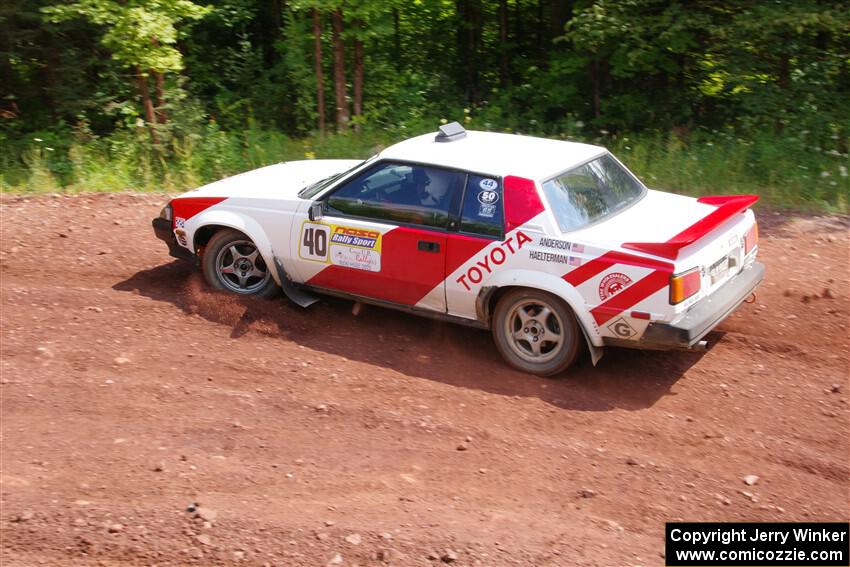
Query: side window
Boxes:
[
  {"xmin": 327, "ymin": 162, "xmax": 462, "ymax": 229},
  {"xmin": 460, "ymin": 175, "xmax": 504, "ymax": 237}
]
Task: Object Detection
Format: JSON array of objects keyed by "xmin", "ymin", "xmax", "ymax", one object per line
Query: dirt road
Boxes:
[{"xmin": 1, "ymin": 193, "xmax": 848, "ymax": 566}]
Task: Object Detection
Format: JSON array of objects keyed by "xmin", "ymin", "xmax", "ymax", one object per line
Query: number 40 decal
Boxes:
[{"xmin": 299, "ymin": 222, "xmax": 330, "ymax": 262}]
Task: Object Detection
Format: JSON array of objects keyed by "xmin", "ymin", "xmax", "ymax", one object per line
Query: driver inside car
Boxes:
[{"xmin": 392, "ymin": 167, "xmax": 452, "ymax": 208}]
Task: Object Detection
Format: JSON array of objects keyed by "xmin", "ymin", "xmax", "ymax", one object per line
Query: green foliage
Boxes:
[
  {"xmin": 608, "ymin": 129, "xmax": 849, "ymax": 212},
  {"xmin": 2, "ymin": 125, "xmax": 847, "ymax": 213},
  {"xmin": 42, "ymin": 0, "xmax": 211, "ymax": 72},
  {"xmin": 558, "ymin": 0, "xmax": 850, "ymax": 137},
  {"xmin": 1, "ymin": 0, "xmax": 848, "ymax": 210}
]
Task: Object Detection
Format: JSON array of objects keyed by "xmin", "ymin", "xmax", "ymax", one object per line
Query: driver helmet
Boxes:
[{"xmin": 420, "ymin": 168, "xmax": 451, "ymax": 206}]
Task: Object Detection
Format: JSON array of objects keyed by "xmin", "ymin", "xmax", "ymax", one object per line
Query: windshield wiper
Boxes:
[{"xmin": 298, "ymin": 173, "xmax": 340, "ymax": 197}]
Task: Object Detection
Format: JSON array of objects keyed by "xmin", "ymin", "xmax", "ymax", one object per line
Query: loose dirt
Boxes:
[{"xmin": 1, "ymin": 193, "xmax": 848, "ymax": 566}]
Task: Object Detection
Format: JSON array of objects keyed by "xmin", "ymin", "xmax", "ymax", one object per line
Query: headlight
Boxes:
[{"xmin": 159, "ymin": 203, "xmax": 173, "ymax": 222}]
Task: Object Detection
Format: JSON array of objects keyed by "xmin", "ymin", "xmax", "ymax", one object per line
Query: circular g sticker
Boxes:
[
  {"xmin": 477, "ymin": 189, "xmax": 499, "ymax": 205},
  {"xmin": 479, "ymin": 178, "xmax": 498, "ymax": 191}
]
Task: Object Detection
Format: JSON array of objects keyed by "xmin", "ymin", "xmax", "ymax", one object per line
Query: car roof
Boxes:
[{"xmin": 378, "ymin": 129, "xmax": 607, "ymax": 181}]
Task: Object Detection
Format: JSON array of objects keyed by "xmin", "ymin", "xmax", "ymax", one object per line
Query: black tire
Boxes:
[
  {"xmin": 201, "ymin": 229, "xmax": 278, "ymax": 298},
  {"xmin": 492, "ymin": 288, "xmax": 581, "ymax": 376}
]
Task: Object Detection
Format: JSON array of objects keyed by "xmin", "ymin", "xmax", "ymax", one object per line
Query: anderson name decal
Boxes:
[{"xmin": 538, "ymin": 237, "xmax": 571, "ymax": 250}]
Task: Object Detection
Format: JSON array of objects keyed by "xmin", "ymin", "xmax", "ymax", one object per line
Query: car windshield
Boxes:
[
  {"xmin": 541, "ymin": 153, "xmax": 645, "ymax": 232},
  {"xmin": 298, "ymin": 155, "xmax": 377, "ymax": 199}
]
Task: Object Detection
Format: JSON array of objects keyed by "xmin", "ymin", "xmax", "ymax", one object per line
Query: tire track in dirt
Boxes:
[{"xmin": 1, "ymin": 194, "xmax": 847, "ymax": 566}]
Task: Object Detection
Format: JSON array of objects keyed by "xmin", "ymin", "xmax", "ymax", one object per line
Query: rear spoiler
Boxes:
[{"xmin": 622, "ymin": 194, "xmax": 759, "ymax": 260}]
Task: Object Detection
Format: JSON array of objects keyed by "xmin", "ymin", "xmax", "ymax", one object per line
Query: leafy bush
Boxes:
[{"xmin": 2, "ymin": 125, "xmax": 846, "ymax": 213}]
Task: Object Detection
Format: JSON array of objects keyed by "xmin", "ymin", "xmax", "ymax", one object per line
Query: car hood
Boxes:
[{"xmin": 180, "ymin": 159, "xmax": 362, "ymax": 200}]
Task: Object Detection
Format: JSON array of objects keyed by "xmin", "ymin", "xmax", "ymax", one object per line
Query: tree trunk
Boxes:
[
  {"xmin": 537, "ymin": 0, "xmax": 545, "ymax": 63},
  {"xmin": 313, "ymin": 8, "xmax": 325, "ymax": 135},
  {"xmin": 513, "ymin": 0, "xmax": 521, "ymax": 50},
  {"xmin": 136, "ymin": 68, "xmax": 159, "ymax": 144},
  {"xmin": 551, "ymin": 0, "xmax": 573, "ymax": 37},
  {"xmin": 464, "ymin": 0, "xmax": 480, "ymax": 103},
  {"xmin": 591, "ymin": 57, "xmax": 600, "ymax": 119},
  {"xmin": 499, "ymin": 0, "xmax": 509, "ymax": 88},
  {"xmin": 775, "ymin": 51, "xmax": 790, "ymax": 134},
  {"xmin": 44, "ymin": 39, "xmax": 60, "ymax": 121},
  {"xmin": 148, "ymin": 37, "xmax": 168, "ymax": 125},
  {"xmin": 258, "ymin": 0, "xmax": 283, "ymax": 65},
  {"xmin": 455, "ymin": 0, "xmax": 466, "ymax": 97},
  {"xmin": 153, "ymin": 71, "xmax": 168, "ymax": 125},
  {"xmin": 353, "ymin": 20, "xmax": 364, "ymax": 133},
  {"xmin": 393, "ymin": 7, "xmax": 400, "ymax": 67},
  {"xmin": 777, "ymin": 53, "xmax": 790, "ymax": 90},
  {"xmin": 331, "ymin": 8, "xmax": 349, "ymax": 132}
]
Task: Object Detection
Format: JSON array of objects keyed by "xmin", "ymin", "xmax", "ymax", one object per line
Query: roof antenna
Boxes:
[{"xmin": 435, "ymin": 121, "xmax": 466, "ymax": 143}]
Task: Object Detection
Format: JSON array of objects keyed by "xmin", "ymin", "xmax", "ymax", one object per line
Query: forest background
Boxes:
[{"xmin": 1, "ymin": 0, "xmax": 848, "ymax": 211}]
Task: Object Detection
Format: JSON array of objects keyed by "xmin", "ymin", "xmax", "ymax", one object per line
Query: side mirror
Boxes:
[{"xmin": 308, "ymin": 201, "xmax": 323, "ymax": 221}]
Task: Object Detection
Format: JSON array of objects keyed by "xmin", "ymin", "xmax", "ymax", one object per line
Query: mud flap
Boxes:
[
  {"xmin": 272, "ymin": 255, "xmax": 320, "ymax": 308},
  {"xmin": 580, "ymin": 324, "xmax": 604, "ymax": 366}
]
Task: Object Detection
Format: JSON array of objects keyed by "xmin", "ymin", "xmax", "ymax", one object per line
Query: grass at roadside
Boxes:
[{"xmin": 1, "ymin": 126, "xmax": 847, "ymax": 213}]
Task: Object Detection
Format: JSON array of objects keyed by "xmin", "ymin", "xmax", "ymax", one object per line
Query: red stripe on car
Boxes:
[
  {"xmin": 306, "ymin": 227, "xmax": 448, "ymax": 306},
  {"xmin": 503, "ymin": 176, "xmax": 544, "ymax": 233},
  {"xmin": 171, "ymin": 197, "xmax": 228, "ymax": 223},
  {"xmin": 591, "ymin": 270, "xmax": 670, "ymax": 325},
  {"xmin": 563, "ymin": 250, "xmax": 674, "ymax": 287},
  {"xmin": 445, "ymin": 233, "xmax": 492, "ymax": 276},
  {"xmin": 307, "ymin": 229, "xmax": 493, "ymax": 306}
]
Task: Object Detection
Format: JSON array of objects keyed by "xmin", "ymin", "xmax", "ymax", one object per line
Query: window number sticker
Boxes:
[
  {"xmin": 477, "ymin": 182, "xmax": 500, "ymax": 218},
  {"xmin": 479, "ymin": 178, "xmax": 498, "ymax": 191},
  {"xmin": 300, "ymin": 222, "xmax": 330, "ymax": 261},
  {"xmin": 478, "ymin": 203, "xmax": 496, "ymax": 218}
]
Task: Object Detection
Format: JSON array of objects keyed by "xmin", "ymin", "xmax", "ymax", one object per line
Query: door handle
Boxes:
[{"xmin": 417, "ymin": 240, "xmax": 440, "ymax": 253}]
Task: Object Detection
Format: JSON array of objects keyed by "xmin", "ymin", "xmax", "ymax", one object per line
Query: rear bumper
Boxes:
[
  {"xmin": 608, "ymin": 261, "xmax": 765, "ymax": 350},
  {"xmin": 152, "ymin": 217, "xmax": 193, "ymax": 261}
]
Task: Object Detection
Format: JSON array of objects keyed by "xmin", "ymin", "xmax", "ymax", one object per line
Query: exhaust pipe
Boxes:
[{"xmin": 691, "ymin": 340, "xmax": 709, "ymax": 351}]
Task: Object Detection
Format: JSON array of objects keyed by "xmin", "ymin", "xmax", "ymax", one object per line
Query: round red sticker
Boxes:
[{"xmin": 599, "ymin": 272, "xmax": 633, "ymax": 301}]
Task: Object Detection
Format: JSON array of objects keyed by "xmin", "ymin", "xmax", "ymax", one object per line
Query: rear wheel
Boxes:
[
  {"xmin": 202, "ymin": 229, "xmax": 277, "ymax": 298},
  {"xmin": 492, "ymin": 289, "xmax": 580, "ymax": 376}
]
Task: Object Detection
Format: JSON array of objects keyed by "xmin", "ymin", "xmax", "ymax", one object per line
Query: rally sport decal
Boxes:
[{"xmin": 299, "ymin": 221, "xmax": 382, "ymax": 273}]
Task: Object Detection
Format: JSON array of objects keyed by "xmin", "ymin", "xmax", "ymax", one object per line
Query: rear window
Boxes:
[
  {"xmin": 460, "ymin": 175, "xmax": 503, "ymax": 237},
  {"xmin": 542, "ymin": 153, "xmax": 645, "ymax": 232}
]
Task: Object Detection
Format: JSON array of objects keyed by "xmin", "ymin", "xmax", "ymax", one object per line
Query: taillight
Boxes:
[
  {"xmin": 744, "ymin": 222, "xmax": 758, "ymax": 255},
  {"xmin": 670, "ymin": 268, "xmax": 701, "ymax": 305}
]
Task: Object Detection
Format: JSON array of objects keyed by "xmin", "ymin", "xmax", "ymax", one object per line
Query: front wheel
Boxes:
[
  {"xmin": 201, "ymin": 229, "xmax": 278, "ymax": 298},
  {"xmin": 492, "ymin": 289, "xmax": 581, "ymax": 376}
]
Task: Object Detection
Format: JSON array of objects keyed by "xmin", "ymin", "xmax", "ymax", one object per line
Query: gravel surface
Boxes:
[{"xmin": 1, "ymin": 193, "xmax": 848, "ymax": 566}]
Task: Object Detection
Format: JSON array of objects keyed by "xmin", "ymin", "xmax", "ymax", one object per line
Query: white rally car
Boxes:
[{"xmin": 153, "ymin": 123, "xmax": 763, "ymax": 376}]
